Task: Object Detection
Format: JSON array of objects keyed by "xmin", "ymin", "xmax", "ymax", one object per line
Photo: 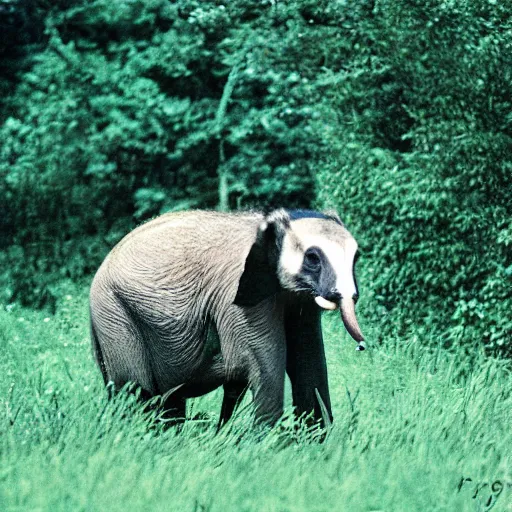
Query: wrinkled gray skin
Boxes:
[{"xmin": 90, "ymin": 209, "xmax": 364, "ymax": 428}]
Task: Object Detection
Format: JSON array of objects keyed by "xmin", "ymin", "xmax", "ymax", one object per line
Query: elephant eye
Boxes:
[{"xmin": 304, "ymin": 248, "xmax": 321, "ymax": 271}]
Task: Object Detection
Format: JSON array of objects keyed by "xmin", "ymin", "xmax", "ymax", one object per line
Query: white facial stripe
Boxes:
[
  {"xmin": 305, "ymin": 235, "xmax": 358, "ymax": 298},
  {"xmin": 279, "ymin": 233, "xmax": 304, "ymax": 276},
  {"xmin": 335, "ymin": 240, "xmax": 358, "ymax": 299}
]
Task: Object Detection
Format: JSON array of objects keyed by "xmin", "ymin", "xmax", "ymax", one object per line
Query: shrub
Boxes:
[
  {"xmin": 317, "ymin": 0, "xmax": 512, "ymax": 354},
  {"xmin": 0, "ymin": 0, "xmax": 337, "ymax": 306}
]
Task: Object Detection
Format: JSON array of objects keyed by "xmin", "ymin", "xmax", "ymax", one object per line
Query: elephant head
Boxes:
[{"xmin": 234, "ymin": 209, "xmax": 365, "ymax": 346}]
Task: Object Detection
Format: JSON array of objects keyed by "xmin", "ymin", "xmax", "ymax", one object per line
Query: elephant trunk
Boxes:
[{"xmin": 340, "ymin": 297, "xmax": 364, "ymax": 343}]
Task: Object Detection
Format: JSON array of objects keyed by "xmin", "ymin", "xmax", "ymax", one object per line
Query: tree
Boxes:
[{"xmin": 317, "ymin": 0, "xmax": 512, "ymax": 354}]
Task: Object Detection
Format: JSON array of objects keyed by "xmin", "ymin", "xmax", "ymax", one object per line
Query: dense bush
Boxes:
[
  {"xmin": 1, "ymin": 0, "xmax": 510, "ymax": 355},
  {"xmin": 317, "ymin": 0, "xmax": 512, "ymax": 354},
  {"xmin": 0, "ymin": 0, "xmax": 334, "ymax": 305}
]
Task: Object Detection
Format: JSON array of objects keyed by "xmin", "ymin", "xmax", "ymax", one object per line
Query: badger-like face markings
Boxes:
[
  {"xmin": 235, "ymin": 208, "xmax": 364, "ymax": 343},
  {"xmin": 277, "ymin": 218, "xmax": 359, "ymax": 305},
  {"xmin": 277, "ymin": 216, "xmax": 364, "ymax": 342}
]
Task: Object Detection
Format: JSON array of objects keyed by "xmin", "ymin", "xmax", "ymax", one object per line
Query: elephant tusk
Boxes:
[
  {"xmin": 315, "ymin": 296, "xmax": 338, "ymax": 310},
  {"xmin": 340, "ymin": 297, "xmax": 365, "ymax": 342}
]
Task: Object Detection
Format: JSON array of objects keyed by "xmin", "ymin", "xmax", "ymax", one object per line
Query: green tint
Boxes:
[
  {"xmin": 317, "ymin": 1, "xmax": 512, "ymax": 355},
  {"xmin": 1, "ymin": 0, "xmax": 330, "ymax": 308},
  {"xmin": 0, "ymin": 286, "xmax": 510, "ymax": 511}
]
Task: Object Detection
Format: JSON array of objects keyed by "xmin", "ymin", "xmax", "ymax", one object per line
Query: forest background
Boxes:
[
  {"xmin": 0, "ymin": 0, "xmax": 511, "ymax": 353},
  {"xmin": 1, "ymin": 1, "xmax": 512, "ymax": 510}
]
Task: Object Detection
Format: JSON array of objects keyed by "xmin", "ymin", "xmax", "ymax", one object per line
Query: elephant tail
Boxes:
[{"xmin": 90, "ymin": 307, "xmax": 109, "ymax": 386}]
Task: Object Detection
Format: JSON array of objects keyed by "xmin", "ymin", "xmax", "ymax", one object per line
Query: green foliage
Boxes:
[
  {"xmin": 316, "ymin": 0, "xmax": 512, "ymax": 354},
  {"xmin": 1, "ymin": 0, "xmax": 510, "ymax": 356},
  {"xmin": 1, "ymin": 289, "xmax": 511, "ymax": 510},
  {"xmin": 0, "ymin": 0, "xmax": 335, "ymax": 306}
]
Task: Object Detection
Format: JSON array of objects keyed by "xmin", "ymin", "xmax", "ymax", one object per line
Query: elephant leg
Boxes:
[
  {"xmin": 218, "ymin": 300, "xmax": 287, "ymax": 428},
  {"xmin": 250, "ymin": 369, "xmax": 286, "ymax": 427},
  {"xmin": 218, "ymin": 382, "xmax": 247, "ymax": 430},
  {"xmin": 285, "ymin": 300, "xmax": 333, "ymax": 426},
  {"xmin": 119, "ymin": 390, "xmax": 186, "ymax": 431},
  {"xmin": 248, "ymin": 330, "xmax": 287, "ymax": 427},
  {"xmin": 92, "ymin": 296, "xmax": 189, "ymax": 431},
  {"xmin": 90, "ymin": 294, "xmax": 158, "ymax": 397},
  {"xmin": 159, "ymin": 395, "xmax": 187, "ymax": 426}
]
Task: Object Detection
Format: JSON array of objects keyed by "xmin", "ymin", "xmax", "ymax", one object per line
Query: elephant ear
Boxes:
[{"xmin": 234, "ymin": 210, "xmax": 289, "ymax": 307}]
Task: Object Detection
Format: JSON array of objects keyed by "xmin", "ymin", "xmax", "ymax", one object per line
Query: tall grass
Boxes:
[{"xmin": 1, "ymin": 283, "xmax": 511, "ymax": 511}]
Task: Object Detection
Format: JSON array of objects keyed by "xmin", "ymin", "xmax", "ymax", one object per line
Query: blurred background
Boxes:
[{"xmin": 1, "ymin": 0, "xmax": 511, "ymax": 354}]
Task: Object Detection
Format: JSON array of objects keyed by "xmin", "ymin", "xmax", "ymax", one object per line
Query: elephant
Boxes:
[{"xmin": 89, "ymin": 208, "xmax": 365, "ymax": 429}]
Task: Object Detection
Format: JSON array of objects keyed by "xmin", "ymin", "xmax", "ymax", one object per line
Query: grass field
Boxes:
[{"xmin": 1, "ymin": 282, "xmax": 511, "ymax": 511}]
